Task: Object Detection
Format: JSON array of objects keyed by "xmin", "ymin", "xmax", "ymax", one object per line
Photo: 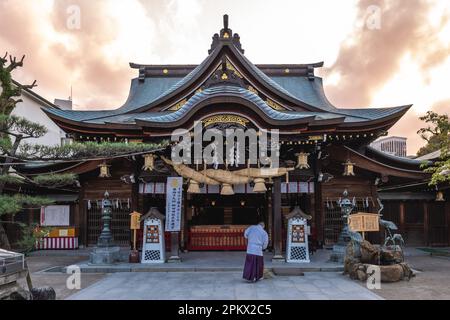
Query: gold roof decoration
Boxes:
[
  {"xmin": 226, "ymin": 60, "xmax": 243, "ymax": 78},
  {"xmin": 168, "ymin": 98, "xmax": 187, "ymax": 111},
  {"xmin": 266, "ymin": 98, "xmax": 286, "ymax": 111},
  {"xmin": 214, "ymin": 59, "xmax": 243, "ymax": 79},
  {"xmin": 247, "ymin": 85, "xmax": 259, "ymax": 96},
  {"xmin": 202, "ymin": 115, "xmax": 249, "ymax": 127}
]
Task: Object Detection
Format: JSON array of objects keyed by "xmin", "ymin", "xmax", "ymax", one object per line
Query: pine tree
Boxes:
[
  {"xmin": 418, "ymin": 111, "xmax": 450, "ymax": 186},
  {"xmin": 0, "ymin": 53, "xmax": 166, "ymax": 250}
]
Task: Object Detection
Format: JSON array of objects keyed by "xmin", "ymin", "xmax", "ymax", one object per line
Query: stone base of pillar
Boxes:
[
  {"xmin": 329, "ymin": 244, "xmax": 346, "ymax": 263},
  {"xmin": 167, "ymin": 255, "xmax": 182, "ymax": 263},
  {"xmin": 271, "ymin": 255, "xmax": 285, "ymax": 263},
  {"xmin": 89, "ymin": 246, "xmax": 121, "ymax": 265}
]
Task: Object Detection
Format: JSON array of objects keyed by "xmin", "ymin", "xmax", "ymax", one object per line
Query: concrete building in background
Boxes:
[
  {"xmin": 10, "ymin": 80, "xmax": 69, "ymax": 146},
  {"xmin": 370, "ymin": 136, "xmax": 407, "ymax": 157}
]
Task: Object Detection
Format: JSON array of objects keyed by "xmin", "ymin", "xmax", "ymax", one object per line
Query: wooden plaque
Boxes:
[
  {"xmin": 130, "ymin": 211, "xmax": 142, "ymax": 230},
  {"xmin": 348, "ymin": 213, "xmax": 380, "ymax": 232}
]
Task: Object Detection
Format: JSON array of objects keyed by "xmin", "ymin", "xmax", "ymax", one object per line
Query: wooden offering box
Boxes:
[{"xmin": 187, "ymin": 225, "xmax": 249, "ymax": 250}]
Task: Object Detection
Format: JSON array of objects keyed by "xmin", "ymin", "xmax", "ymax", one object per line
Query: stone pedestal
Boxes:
[
  {"xmin": 271, "ymin": 255, "xmax": 285, "ymax": 263},
  {"xmin": 329, "ymin": 225, "xmax": 351, "ymax": 263},
  {"xmin": 329, "ymin": 244, "xmax": 347, "ymax": 263},
  {"xmin": 167, "ymin": 255, "xmax": 182, "ymax": 263},
  {"xmin": 89, "ymin": 246, "xmax": 121, "ymax": 265}
]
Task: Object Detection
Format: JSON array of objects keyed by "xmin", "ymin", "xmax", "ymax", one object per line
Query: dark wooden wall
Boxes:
[{"xmin": 78, "ymin": 158, "xmax": 135, "ymax": 247}]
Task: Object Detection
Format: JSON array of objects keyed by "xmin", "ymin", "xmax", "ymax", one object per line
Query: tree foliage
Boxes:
[
  {"xmin": 32, "ymin": 173, "xmax": 78, "ymax": 187},
  {"xmin": 15, "ymin": 140, "xmax": 168, "ymax": 161},
  {"xmin": 418, "ymin": 111, "xmax": 450, "ymax": 186},
  {"xmin": 0, "ymin": 194, "xmax": 53, "ymax": 217},
  {"xmin": 417, "ymin": 111, "xmax": 450, "ymax": 157}
]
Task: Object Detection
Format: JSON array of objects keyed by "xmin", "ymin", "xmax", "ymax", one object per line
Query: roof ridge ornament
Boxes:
[{"xmin": 209, "ymin": 14, "xmax": 245, "ymax": 55}]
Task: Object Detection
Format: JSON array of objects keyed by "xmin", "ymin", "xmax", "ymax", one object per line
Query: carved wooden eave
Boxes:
[
  {"xmin": 141, "ymin": 207, "xmax": 165, "ymax": 221},
  {"xmin": 328, "ymin": 145, "xmax": 430, "ymax": 180},
  {"xmin": 286, "ymin": 206, "xmax": 312, "ymax": 220}
]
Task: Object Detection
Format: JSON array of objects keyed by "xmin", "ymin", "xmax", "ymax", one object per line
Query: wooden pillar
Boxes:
[
  {"xmin": 314, "ymin": 181, "xmax": 323, "ymax": 245},
  {"xmin": 272, "ymin": 177, "xmax": 284, "ymax": 261},
  {"xmin": 168, "ymin": 231, "xmax": 181, "ymax": 262},
  {"xmin": 79, "ymin": 184, "xmax": 88, "ymax": 248},
  {"xmin": 399, "ymin": 201, "xmax": 406, "ymax": 238},
  {"xmin": 424, "ymin": 202, "xmax": 429, "ymax": 246},
  {"xmin": 267, "ymin": 191, "xmax": 273, "ymax": 248},
  {"xmin": 446, "ymin": 201, "xmax": 450, "ymax": 246}
]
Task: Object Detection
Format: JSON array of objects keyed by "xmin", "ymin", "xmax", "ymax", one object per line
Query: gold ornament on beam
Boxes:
[
  {"xmin": 296, "ymin": 152, "xmax": 310, "ymax": 169},
  {"xmin": 436, "ymin": 191, "xmax": 445, "ymax": 202},
  {"xmin": 343, "ymin": 159, "xmax": 355, "ymax": 176},
  {"xmin": 221, "ymin": 183, "xmax": 234, "ymax": 195},
  {"xmin": 98, "ymin": 161, "xmax": 111, "ymax": 178},
  {"xmin": 253, "ymin": 178, "xmax": 267, "ymax": 193},
  {"xmin": 187, "ymin": 179, "xmax": 201, "ymax": 194},
  {"xmin": 142, "ymin": 154, "xmax": 155, "ymax": 171}
]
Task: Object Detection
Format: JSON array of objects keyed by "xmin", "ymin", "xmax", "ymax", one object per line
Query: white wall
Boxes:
[{"xmin": 10, "ymin": 92, "xmax": 66, "ymax": 147}]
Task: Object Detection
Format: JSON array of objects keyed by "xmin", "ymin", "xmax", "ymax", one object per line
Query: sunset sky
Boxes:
[{"xmin": 1, "ymin": 0, "xmax": 449, "ymax": 155}]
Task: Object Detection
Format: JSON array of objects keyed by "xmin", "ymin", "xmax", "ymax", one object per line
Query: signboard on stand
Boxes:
[
  {"xmin": 40, "ymin": 205, "xmax": 70, "ymax": 226},
  {"xmin": 348, "ymin": 212, "xmax": 380, "ymax": 240},
  {"xmin": 165, "ymin": 177, "xmax": 183, "ymax": 232},
  {"xmin": 348, "ymin": 213, "xmax": 380, "ymax": 232}
]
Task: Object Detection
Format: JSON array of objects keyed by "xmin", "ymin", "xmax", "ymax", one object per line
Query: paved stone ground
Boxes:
[
  {"xmin": 67, "ymin": 271, "xmax": 382, "ymax": 300},
  {"xmin": 17, "ymin": 256, "xmax": 106, "ymax": 300},
  {"xmin": 358, "ymin": 248, "xmax": 450, "ymax": 300}
]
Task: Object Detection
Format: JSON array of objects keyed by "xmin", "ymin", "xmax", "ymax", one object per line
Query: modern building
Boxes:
[
  {"xmin": 370, "ymin": 136, "xmax": 407, "ymax": 157},
  {"xmin": 18, "ymin": 16, "xmax": 448, "ymax": 254}
]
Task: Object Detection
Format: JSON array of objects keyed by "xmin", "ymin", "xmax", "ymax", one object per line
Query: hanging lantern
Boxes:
[
  {"xmin": 295, "ymin": 152, "xmax": 310, "ymax": 169},
  {"xmin": 253, "ymin": 178, "xmax": 267, "ymax": 193},
  {"xmin": 436, "ymin": 191, "xmax": 445, "ymax": 202},
  {"xmin": 142, "ymin": 154, "xmax": 155, "ymax": 171},
  {"xmin": 98, "ymin": 161, "xmax": 111, "ymax": 178},
  {"xmin": 187, "ymin": 179, "xmax": 201, "ymax": 194},
  {"xmin": 220, "ymin": 183, "xmax": 234, "ymax": 195},
  {"xmin": 342, "ymin": 159, "xmax": 355, "ymax": 176}
]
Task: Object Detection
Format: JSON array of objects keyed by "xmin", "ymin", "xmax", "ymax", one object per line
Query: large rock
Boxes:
[
  {"xmin": 0, "ymin": 282, "xmax": 31, "ymax": 300},
  {"xmin": 31, "ymin": 286, "xmax": 56, "ymax": 300},
  {"xmin": 344, "ymin": 239, "xmax": 412, "ymax": 283}
]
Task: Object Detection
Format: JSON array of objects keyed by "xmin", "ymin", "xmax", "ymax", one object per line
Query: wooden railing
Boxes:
[{"xmin": 187, "ymin": 231, "xmax": 247, "ymax": 250}]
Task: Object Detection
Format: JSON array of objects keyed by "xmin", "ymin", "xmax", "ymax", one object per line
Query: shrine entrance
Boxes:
[{"xmin": 186, "ymin": 193, "xmax": 268, "ymax": 251}]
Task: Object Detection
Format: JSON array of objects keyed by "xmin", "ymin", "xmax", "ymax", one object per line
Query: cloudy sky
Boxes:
[{"xmin": 1, "ymin": 0, "xmax": 449, "ymax": 155}]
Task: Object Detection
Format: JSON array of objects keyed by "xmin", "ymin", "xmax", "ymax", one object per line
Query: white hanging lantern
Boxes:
[
  {"xmin": 296, "ymin": 152, "xmax": 310, "ymax": 169},
  {"xmin": 142, "ymin": 154, "xmax": 155, "ymax": 171},
  {"xmin": 98, "ymin": 161, "xmax": 111, "ymax": 178},
  {"xmin": 343, "ymin": 159, "xmax": 355, "ymax": 176},
  {"xmin": 436, "ymin": 191, "xmax": 445, "ymax": 202}
]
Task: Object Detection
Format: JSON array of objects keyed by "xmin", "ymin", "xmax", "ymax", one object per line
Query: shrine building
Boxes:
[{"xmin": 25, "ymin": 15, "xmax": 448, "ymax": 255}]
